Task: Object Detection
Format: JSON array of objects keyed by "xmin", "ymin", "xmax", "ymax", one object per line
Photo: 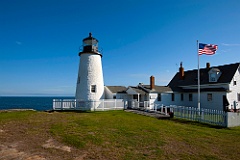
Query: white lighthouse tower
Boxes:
[{"xmin": 75, "ymin": 33, "xmax": 104, "ymax": 108}]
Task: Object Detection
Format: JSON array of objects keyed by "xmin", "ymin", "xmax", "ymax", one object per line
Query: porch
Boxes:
[{"xmin": 126, "ymin": 86, "xmax": 153, "ymax": 109}]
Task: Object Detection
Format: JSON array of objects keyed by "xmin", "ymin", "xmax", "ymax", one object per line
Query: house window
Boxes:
[
  {"xmin": 210, "ymin": 73, "xmax": 216, "ymax": 81},
  {"xmin": 234, "ymin": 81, "xmax": 237, "ymax": 86},
  {"xmin": 171, "ymin": 93, "xmax": 175, "ymax": 101},
  {"xmin": 181, "ymin": 93, "xmax": 184, "ymax": 101},
  {"xmin": 91, "ymin": 85, "xmax": 96, "ymax": 93},
  {"xmin": 208, "ymin": 68, "xmax": 221, "ymax": 82},
  {"xmin": 113, "ymin": 95, "xmax": 116, "ymax": 99},
  {"xmin": 207, "ymin": 93, "xmax": 212, "ymax": 101},
  {"xmin": 237, "ymin": 93, "xmax": 240, "ymax": 101},
  {"xmin": 189, "ymin": 94, "xmax": 193, "ymax": 101},
  {"xmin": 157, "ymin": 93, "xmax": 161, "ymax": 101}
]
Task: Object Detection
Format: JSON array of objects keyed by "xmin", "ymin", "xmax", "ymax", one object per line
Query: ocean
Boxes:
[{"xmin": 0, "ymin": 96, "xmax": 74, "ymax": 111}]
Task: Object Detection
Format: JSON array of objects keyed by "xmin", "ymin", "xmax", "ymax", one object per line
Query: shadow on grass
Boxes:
[
  {"xmin": 169, "ymin": 118, "xmax": 229, "ymax": 129},
  {"xmin": 45, "ymin": 109, "xmax": 124, "ymax": 114},
  {"xmin": 45, "ymin": 110, "xmax": 93, "ymax": 114}
]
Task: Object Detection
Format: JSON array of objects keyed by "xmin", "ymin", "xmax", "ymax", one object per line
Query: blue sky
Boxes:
[{"xmin": 1, "ymin": 0, "xmax": 240, "ymax": 96}]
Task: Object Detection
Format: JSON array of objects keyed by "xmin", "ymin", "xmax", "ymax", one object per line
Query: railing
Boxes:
[
  {"xmin": 155, "ymin": 104, "xmax": 227, "ymax": 127},
  {"xmin": 53, "ymin": 99, "xmax": 126, "ymax": 111},
  {"xmin": 53, "ymin": 99, "xmax": 77, "ymax": 110},
  {"xmin": 154, "ymin": 104, "xmax": 172, "ymax": 115},
  {"xmin": 93, "ymin": 99, "xmax": 126, "ymax": 111},
  {"xmin": 128, "ymin": 100, "xmax": 139, "ymax": 109},
  {"xmin": 128, "ymin": 100, "xmax": 150, "ymax": 110}
]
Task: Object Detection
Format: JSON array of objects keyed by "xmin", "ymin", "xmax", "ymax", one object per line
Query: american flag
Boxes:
[{"xmin": 198, "ymin": 43, "xmax": 218, "ymax": 55}]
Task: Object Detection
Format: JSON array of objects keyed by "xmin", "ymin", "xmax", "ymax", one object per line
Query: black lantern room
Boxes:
[{"xmin": 79, "ymin": 33, "xmax": 101, "ymax": 56}]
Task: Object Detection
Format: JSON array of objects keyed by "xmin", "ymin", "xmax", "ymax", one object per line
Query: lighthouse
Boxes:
[{"xmin": 75, "ymin": 33, "xmax": 104, "ymax": 106}]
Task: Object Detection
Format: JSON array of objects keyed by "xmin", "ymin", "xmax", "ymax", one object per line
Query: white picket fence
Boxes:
[
  {"xmin": 53, "ymin": 99, "xmax": 127, "ymax": 111},
  {"xmin": 154, "ymin": 104, "xmax": 227, "ymax": 127}
]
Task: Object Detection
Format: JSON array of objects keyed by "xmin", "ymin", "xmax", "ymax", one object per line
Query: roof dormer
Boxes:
[{"xmin": 208, "ymin": 68, "xmax": 221, "ymax": 82}]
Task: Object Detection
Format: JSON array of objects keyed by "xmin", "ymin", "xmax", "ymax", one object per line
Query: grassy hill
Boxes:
[{"xmin": 0, "ymin": 110, "xmax": 240, "ymax": 160}]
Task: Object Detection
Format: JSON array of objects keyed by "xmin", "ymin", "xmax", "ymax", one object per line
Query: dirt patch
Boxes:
[
  {"xmin": 42, "ymin": 139, "xmax": 71, "ymax": 152},
  {"xmin": 0, "ymin": 112, "xmax": 88, "ymax": 160},
  {"xmin": 0, "ymin": 144, "xmax": 46, "ymax": 160}
]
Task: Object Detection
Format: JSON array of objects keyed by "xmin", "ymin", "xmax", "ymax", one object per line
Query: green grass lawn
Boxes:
[{"xmin": 1, "ymin": 110, "xmax": 240, "ymax": 159}]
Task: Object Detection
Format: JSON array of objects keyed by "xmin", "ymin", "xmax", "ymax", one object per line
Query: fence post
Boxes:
[
  {"xmin": 74, "ymin": 99, "xmax": 76, "ymax": 110},
  {"xmin": 53, "ymin": 99, "xmax": 55, "ymax": 110},
  {"xmin": 225, "ymin": 112, "xmax": 228, "ymax": 127},
  {"xmin": 102, "ymin": 100, "xmax": 104, "ymax": 111},
  {"xmin": 181, "ymin": 106, "xmax": 183, "ymax": 118}
]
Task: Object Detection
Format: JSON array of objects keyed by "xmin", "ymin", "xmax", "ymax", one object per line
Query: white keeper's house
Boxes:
[{"xmin": 166, "ymin": 62, "xmax": 240, "ymax": 111}]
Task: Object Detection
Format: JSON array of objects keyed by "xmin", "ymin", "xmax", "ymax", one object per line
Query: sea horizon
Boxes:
[{"xmin": 0, "ymin": 96, "xmax": 75, "ymax": 111}]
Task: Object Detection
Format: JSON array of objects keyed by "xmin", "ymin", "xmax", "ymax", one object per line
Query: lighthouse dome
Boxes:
[{"xmin": 83, "ymin": 33, "xmax": 98, "ymax": 44}]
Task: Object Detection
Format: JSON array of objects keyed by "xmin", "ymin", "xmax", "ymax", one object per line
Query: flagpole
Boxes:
[{"xmin": 197, "ymin": 40, "xmax": 200, "ymax": 111}]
